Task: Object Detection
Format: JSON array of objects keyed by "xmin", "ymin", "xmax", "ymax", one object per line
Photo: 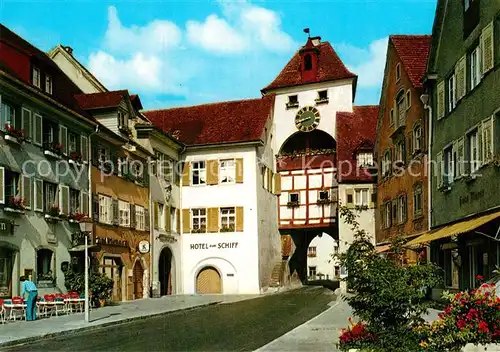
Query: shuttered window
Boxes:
[
  {"xmin": 220, "ymin": 207, "xmax": 235, "ymax": 231},
  {"xmin": 80, "ymin": 191, "xmax": 89, "ymax": 216},
  {"xmin": 59, "ymin": 185, "xmax": 70, "ymax": 216},
  {"xmin": 81, "ymin": 135, "xmax": 89, "ymax": 162},
  {"xmin": 130, "ymin": 203, "xmax": 136, "ymax": 229},
  {"xmin": 481, "ymin": 22, "xmax": 494, "ymax": 74},
  {"xmin": 235, "ymin": 158, "xmax": 244, "ymax": 183},
  {"xmin": 0, "ymin": 167, "xmax": 4, "ymax": 205},
  {"xmin": 21, "ymin": 175, "xmax": 31, "ymax": 209},
  {"xmin": 191, "ymin": 208, "xmax": 207, "ymax": 232},
  {"xmin": 22, "ymin": 108, "xmax": 32, "ymax": 142},
  {"xmin": 206, "ymin": 160, "xmax": 219, "ymax": 185},
  {"xmin": 34, "ymin": 178, "xmax": 43, "ymax": 211},
  {"xmin": 455, "ymin": 55, "xmax": 466, "ymax": 101},
  {"xmin": 235, "ymin": 207, "xmax": 244, "ymax": 232},
  {"xmin": 33, "ymin": 113, "xmax": 43, "ymax": 146},
  {"xmin": 437, "ymin": 81, "xmax": 445, "ymax": 119},
  {"xmin": 436, "ymin": 151, "xmax": 444, "ymax": 188},
  {"xmin": 482, "ymin": 117, "xmax": 494, "ymax": 163},
  {"xmin": 207, "ymin": 207, "xmax": 219, "ymax": 232},
  {"xmin": 135, "ymin": 205, "xmax": 145, "ymax": 231}
]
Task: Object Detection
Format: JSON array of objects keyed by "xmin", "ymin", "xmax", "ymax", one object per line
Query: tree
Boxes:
[{"xmin": 336, "ymin": 205, "xmax": 442, "ymax": 351}]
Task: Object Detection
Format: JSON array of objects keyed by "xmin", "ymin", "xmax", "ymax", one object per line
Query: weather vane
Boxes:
[{"xmin": 303, "ymin": 28, "xmax": 310, "ymax": 38}]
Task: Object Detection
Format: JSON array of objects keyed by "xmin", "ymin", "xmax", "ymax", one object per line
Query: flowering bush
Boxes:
[
  {"xmin": 415, "ymin": 277, "xmax": 500, "ymax": 351},
  {"xmin": 7, "ymin": 196, "xmax": 26, "ymax": 210},
  {"xmin": 339, "ymin": 318, "xmax": 375, "ymax": 350},
  {"xmin": 69, "ymin": 212, "xmax": 89, "ymax": 222},
  {"xmin": 4, "ymin": 124, "xmax": 26, "ymax": 142}
]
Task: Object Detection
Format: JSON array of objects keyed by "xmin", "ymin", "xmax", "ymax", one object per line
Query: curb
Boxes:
[{"xmin": 0, "ymin": 301, "xmax": 222, "ymax": 349}]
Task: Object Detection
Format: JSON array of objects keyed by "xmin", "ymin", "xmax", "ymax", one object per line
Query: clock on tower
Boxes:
[{"xmin": 295, "ymin": 106, "xmax": 320, "ymax": 132}]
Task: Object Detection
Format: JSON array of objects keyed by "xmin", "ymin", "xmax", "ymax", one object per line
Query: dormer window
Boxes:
[
  {"xmin": 286, "ymin": 95, "xmax": 299, "ymax": 109},
  {"xmin": 32, "ymin": 67, "xmax": 41, "ymax": 88},
  {"xmin": 304, "ymin": 54, "xmax": 312, "ymax": 71},
  {"xmin": 45, "ymin": 75, "xmax": 53, "ymax": 94},
  {"xmin": 118, "ymin": 110, "xmax": 125, "ymax": 127},
  {"xmin": 316, "ymin": 90, "xmax": 329, "ymax": 104},
  {"xmin": 357, "ymin": 152, "xmax": 374, "ymax": 168}
]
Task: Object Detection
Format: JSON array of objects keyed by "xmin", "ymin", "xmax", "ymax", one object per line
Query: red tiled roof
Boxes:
[
  {"xmin": 75, "ymin": 90, "xmax": 129, "ymax": 110},
  {"xmin": 390, "ymin": 35, "xmax": 432, "ymax": 88},
  {"xmin": 336, "ymin": 106, "xmax": 379, "ymax": 183},
  {"xmin": 262, "ymin": 41, "xmax": 356, "ymax": 92},
  {"xmin": 144, "ymin": 95, "xmax": 275, "ymax": 146},
  {"xmin": 0, "ymin": 24, "xmax": 91, "ymax": 117}
]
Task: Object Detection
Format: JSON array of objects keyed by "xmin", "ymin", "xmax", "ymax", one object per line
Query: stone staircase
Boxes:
[{"xmin": 269, "ymin": 260, "xmax": 288, "ymax": 287}]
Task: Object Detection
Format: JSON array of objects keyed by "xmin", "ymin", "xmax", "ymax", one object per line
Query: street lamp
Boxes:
[{"xmin": 79, "ymin": 220, "xmax": 93, "ymax": 323}]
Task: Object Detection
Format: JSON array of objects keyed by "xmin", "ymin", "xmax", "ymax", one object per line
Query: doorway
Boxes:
[
  {"xmin": 0, "ymin": 247, "xmax": 13, "ymax": 297},
  {"xmin": 159, "ymin": 248, "xmax": 173, "ymax": 296},
  {"xmin": 196, "ymin": 267, "xmax": 221, "ymax": 294},
  {"xmin": 133, "ymin": 261, "xmax": 144, "ymax": 299},
  {"xmin": 101, "ymin": 256, "xmax": 123, "ymax": 301}
]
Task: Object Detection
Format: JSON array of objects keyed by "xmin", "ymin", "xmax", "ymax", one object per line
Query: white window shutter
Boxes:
[
  {"xmin": 482, "ymin": 117, "xmax": 494, "ymax": 163},
  {"xmin": 455, "ymin": 56, "xmax": 466, "ymax": 100},
  {"xmin": 481, "ymin": 22, "xmax": 494, "ymax": 74},
  {"xmin": 22, "ymin": 108, "xmax": 32, "ymax": 142},
  {"xmin": 0, "ymin": 167, "xmax": 4, "ymax": 205},
  {"xmin": 81, "ymin": 135, "xmax": 89, "ymax": 162},
  {"xmin": 477, "ymin": 123, "xmax": 484, "ymax": 167},
  {"xmin": 22, "ymin": 175, "xmax": 32, "ymax": 209},
  {"xmin": 34, "ymin": 178, "xmax": 43, "ymax": 211},
  {"xmin": 59, "ymin": 125, "xmax": 68, "ymax": 156},
  {"xmin": 33, "ymin": 114, "xmax": 43, "ymax": 146},
  {"xmin": 437, "ymin": 81, "xmax": 445, "ymax": 119}
]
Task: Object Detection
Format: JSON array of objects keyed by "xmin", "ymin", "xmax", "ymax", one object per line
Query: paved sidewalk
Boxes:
[
  {"xmin": 255, "ymin": 298, "xmax": 443, "ymax": 352},
  {"xmin": 0, "ymin": 294, "xmax": 259, "ymax": 348}
]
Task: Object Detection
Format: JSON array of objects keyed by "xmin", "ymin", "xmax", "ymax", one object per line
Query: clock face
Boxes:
[{"xmin": 295, "ymin": 106, "xmax": 320, "ymax": 132}]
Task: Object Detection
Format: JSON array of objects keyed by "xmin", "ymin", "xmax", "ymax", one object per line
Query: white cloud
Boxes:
[
  {"xmin": 186, "ymin": 1, "xmax": 296, "ymax": 54},
  {"xmin": 337, "ymin": 37, "xmax": 388, "ymax": 88},
  {"xmin": 186, "ymin": 15, "xmax": 246, "ymax": 53},
  {"xmin": 104, "ymin": 6, "xmax": 182, "ymax": 55}
]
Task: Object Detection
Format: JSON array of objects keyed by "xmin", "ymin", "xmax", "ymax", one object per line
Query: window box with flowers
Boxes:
[
  {"xmin": 317, "ymin": 198, "xmax": 334, "ymax": 205},
  {"xmin": 287, "ymin": 201, "xmax": 300, "ymax": 208},
  {"xmin": 4, "ymin": 124, "xmax": 28, "ymax": 145},
  {"xmin": 68, "ymin": 152, "xmax": 83, "ymax": 165},
  {"xmin": 4, "ymin": 196, "xmax": 26, "ymax": 214},
  {"xmin": 45, "ymin": 205, "xmax": 63, "ymax": 221},
  {"xmin": 68, "ymin": 212, "xmax": 90, "ymax": 224},
  {"xmin": 44, "ymin": 142, "xmax": 64, "ymax": 159}
]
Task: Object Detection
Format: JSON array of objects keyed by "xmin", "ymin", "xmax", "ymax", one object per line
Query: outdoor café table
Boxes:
[
  {"xmin": 65, "ymin": 298, "xmax": 85, "ymax": 313},
  {"xmin": 37, "ymin": 300, "xmax": 66, "ymax": 317},
  {"xmin": 4, "ymin": 302, "xmax": 27, "ymax": 321}
]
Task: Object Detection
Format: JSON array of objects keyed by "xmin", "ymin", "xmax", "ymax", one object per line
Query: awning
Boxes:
[
  {"xmin": 375, "ymin": 244, "xmax": 391, "ymax": 253},
  {"xmin": 408, "ymin": 210, "xmax": 500, "ymax": 246}
]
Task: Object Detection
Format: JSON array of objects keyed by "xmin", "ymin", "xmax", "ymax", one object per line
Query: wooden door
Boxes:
[
  {"xmin": 133, "ymin": 262, "xmax": 144, "ymax": 299},
  {"xmin": 196, "ymin": 267, "xmax": 221, "ymax": 294}
]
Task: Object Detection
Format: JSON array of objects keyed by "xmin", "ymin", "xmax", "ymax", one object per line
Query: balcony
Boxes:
[{"xmin": 4, "ymin": 196, "xmax": 26, "ymax": 215}]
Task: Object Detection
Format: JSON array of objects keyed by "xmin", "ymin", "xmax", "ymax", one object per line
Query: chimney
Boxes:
[
  {"xmin": 311, "ymin": 36, "xmax": 321, "ymax": 46},
  {"xmin": 63, "ymin": 46, "xmax": 74, "ymax": 55}
]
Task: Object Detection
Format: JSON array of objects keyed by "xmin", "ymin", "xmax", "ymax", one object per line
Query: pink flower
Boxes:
[{"xmin": 478, "ymin": 321, "xmax": 489, "ymax": 333}]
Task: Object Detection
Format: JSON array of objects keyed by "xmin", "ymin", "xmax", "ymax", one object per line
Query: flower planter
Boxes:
[
  {"xmin": 5, "ymin": 135, "xmax": 22, "ymax": 145},
  {"xmin": 4, "ymin": 207, "xmax": 24, "ymax": 214},
  {"xmin": 44, "ymin": 150, "xmax": 62, "ymax": 159},
  {"xmin": 44, "ymin": 214, "xmax": 63, "ymax": 222},
  {"xmin": 68, "ymin": 159, "xmax": 83, "ymax": 166}
]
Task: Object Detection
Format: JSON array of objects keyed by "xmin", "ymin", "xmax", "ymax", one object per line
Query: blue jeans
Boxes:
[{"xmin": 26, "ymin": 291, "xmax": 37, "ymax": 321}]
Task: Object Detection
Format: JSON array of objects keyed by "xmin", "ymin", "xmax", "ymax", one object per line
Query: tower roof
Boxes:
[{"xmin": 262, "ymin": 40, "xmax": 356, "ymax": 92}]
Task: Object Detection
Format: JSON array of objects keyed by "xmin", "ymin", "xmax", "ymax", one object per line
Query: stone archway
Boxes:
[
  {"xmin": 159, "ymin": 247, "xmax": 173, "ymax": 296},
  {"xmin": 195, "ymin": 266, "xmax": 221, "ymax": 294}
]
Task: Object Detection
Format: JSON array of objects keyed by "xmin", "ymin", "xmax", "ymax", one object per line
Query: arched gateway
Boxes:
[{"xmin": 196, "ymin": 266, "xmax": 221, "ymax": 294}]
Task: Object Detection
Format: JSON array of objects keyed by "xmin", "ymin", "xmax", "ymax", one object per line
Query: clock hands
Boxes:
[{"xmin": 298, "ymin": 116, "xmax": 313, "ymax": 123}]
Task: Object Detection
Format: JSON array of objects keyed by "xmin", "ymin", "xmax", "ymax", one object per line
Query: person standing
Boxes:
[{"xmin": 20, "ymin": 276, "xmax": 38, "ymax": 321}]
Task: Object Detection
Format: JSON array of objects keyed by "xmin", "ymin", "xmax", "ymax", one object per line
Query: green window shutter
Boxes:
[
  {"xmin": 92, "ymin": 194, "xmax": 99, "ymax": 222},
  {"xmin": 34, "ymin": 178, "xmax": 43, "ymax": 212},
  {"xmin": 0, "ymin": 167, "xmax": 4, "ymax": 205},
  {"xmin": 21, "ymin": 175, "xmax": 32, "ymax": 209},
  {"xmin": 22, "ymin": 108, "xmax": 32, "ymax": 142},
  {"xmin": 59, "ymin": 185, "xmax": 69, "ymax": 215},
  {"xmin": 436, "ymin": 152, "xmax": 443, "ymax": 188},
  {"xmin": 33, "ymin": 113, "xmax": 43, "ymax": 146},
  {"xmin": 437, "ymin": 81, "xmax": 445, "ymax": 119},
  {"xmin": 81, "ymin": 135, "xmax": 89, "ymax": 162}
]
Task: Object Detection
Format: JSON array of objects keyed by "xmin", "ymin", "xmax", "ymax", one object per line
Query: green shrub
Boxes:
[{"xmin": 63, "ymin": 267, "xmax": 114, "ymax": 307}]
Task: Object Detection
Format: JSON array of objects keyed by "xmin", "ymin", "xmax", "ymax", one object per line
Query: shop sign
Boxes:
[
  {"xmin": 459, "ymin": 190, "xmax": 485, "ymax": 207},
  {"xmin": 0, "ymin": 219, "xmax": 13, "ymax": 235},
  {"xmin": 190, "ymin": 242, "xmax": 239, "ymax": 250},
  {"xmin": 138, "ymin": 240, "xmax": 150, "ymax": 254}
]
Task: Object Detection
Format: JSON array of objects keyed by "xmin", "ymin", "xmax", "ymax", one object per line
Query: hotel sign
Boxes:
[
  {"xmin": 0, "ymin": 219, "xmax": 13, "ymax": 235},
  {"xmin": 190, "ymin": 242, "xmax": 239, "ymax": 250}
]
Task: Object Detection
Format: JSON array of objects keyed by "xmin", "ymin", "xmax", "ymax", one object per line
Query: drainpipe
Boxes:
[
  {"xmin": 149, "ymin": 156, "xmax": 154, "ymax": 298},
  {"xmin": 421, "ymin": 94, "xmax": 432, "ymax": 263}
]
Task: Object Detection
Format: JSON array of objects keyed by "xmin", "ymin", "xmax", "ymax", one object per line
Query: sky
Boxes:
[{"xmin": 1, "ymin": 0, "xmax": 437, "ymax": 110}]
